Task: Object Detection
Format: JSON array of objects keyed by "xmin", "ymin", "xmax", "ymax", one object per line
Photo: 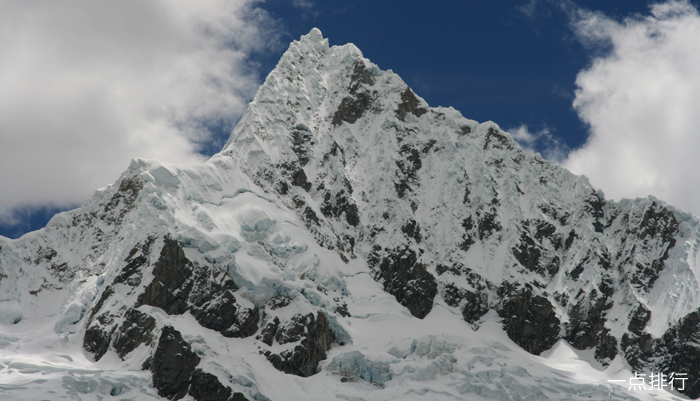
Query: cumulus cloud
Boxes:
[
  {"xmin": 0, "ymin": 0, "xmax": 278, "ymax": 223},
  {"xmin": 509, "ymin": 124, "xmax": 569, "ymax": 162},
  {"xmin": 563, "ymin": 0, "xmax": 700, "ymax": 216}
]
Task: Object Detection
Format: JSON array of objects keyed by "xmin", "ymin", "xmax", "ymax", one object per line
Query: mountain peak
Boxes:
[
  {"xmin": 301, "ymin": 27, "xmax": 326, "ymax": 45},
  {"xmin": 283, "ymin": 27, "xmax": 333, "ymax": 62},
  {"xmin": 5, "ymin": 30, "xmax": 700, "ymax": 401},
  {"xmin": 222, "ymin": 27, "xmax": 426, "ymax": 162}
]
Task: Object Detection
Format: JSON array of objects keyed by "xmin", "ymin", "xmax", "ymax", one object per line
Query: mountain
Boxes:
[{"xmin": 1, "ymin": 28, "xmax": 699, "ymax": 401}]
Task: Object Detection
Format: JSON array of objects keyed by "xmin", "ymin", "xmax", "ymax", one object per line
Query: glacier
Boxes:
[{"xmin": 1, "ymin": 28, "xmax": 699, "ymax": 400}]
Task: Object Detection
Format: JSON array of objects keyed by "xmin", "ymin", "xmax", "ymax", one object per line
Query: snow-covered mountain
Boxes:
[{"xmin": 2, "ymin": 28, "xmax": 700, "ymax": 401}]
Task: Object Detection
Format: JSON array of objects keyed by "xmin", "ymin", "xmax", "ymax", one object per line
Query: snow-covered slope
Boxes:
[{"xmin": 2, "ymin": 28, "xmax": 700, "ymax": 400}]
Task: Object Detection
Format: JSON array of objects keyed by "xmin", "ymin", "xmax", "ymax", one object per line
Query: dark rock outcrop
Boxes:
[
  {"xmin": 498, "ymin": 287, "xmax": 560, "ymax": 355},
  {"xmin": 83, "ymin": 236, "xmax": 258, "ymax": 362},
  {"xmin": 151, "ymin": 326, "xmax": 201, "ymax": 401},
  {"xmin": 263, "ymin": 312, "xmax": 337, "ymax": 377},
  {"xmin": 637, "ymin": 308, "xmax": 700, "ymax": 399},
  {"xmin": 564, "ymin": 289, "xmax": 615, "ymax": 364},
  {"xmin": 332, "ymin": 92, "xmax": 373, "ymax": 126},
  {"xmin": 189, "ymin": 369, "xmax": 235, "ymax": 401},
  {"xmin": 368, "ymin": 246, "xmax": 437, "ymax": 319},
  {"xmin": 138, "ymin": 236, "xmax": 193, "ymax": 315},
  {"xmin": 113, "ymin": 237, "xmax": 155, "ymax": 286},
  {"xmin": 483, "ymin": 127, "xmax": 513, "ymax": 151},
  {"xmin": 394, "ymin": 144, "xmax": 423, "ymax": 199},
  {"xmin": 628, "ymin": 303, "xmax": 652, "ymax": 335},
  {"xmin": 113, "ymin": 309, "xmax": 157, "ymax": 358},
  {"xmin": 349, "ymin": 60, "xmax": 375, "ymax": 93},
  {"xmin": 620, "ymin": 330, "xmax": 653, "ymax": 372},
  {"xmin": 512, "ymin": 220, "xmax": 560, "ymax": 277},
  {"xmin": 477, "ymin": 212, "xmax": 501, "ymax": 241},
  {"xmin": 320, "ymin": 189, "xmax": 359, "ymax": 227},
  {"xmin": 461, "ymin": 216, "xmax": 475, "ymax": 251},
  {"xmin": 631, "ymin": 202, "xmax": 679, "ymax": 291},
  {"xmin": 138, "ymin": 236, "xmax": 259, "ymax": 338},
  {"xmin": 291, "ymin": 126, "xmax": 314, "ymax": 167},
  {"xmin": 259, "ymin": 316, "xmax": 280, "ymax": 346},
  {"xmin": 83, "ymin": 313, "xmax": 115, "ymax": 362},
  {"xmin": 149, "ymin": 327, "xmax": 250, "ymax": 401},
  {"xmin": 594, "ymin": 328, "xmax": 618, "ymax": 363},
  {"xmin": 331, "ymin": 60, "xmax": 378, "ymax": 126},
  {"xmin": 461, "ymin": 290, "xmax": 490, "ymax": 324},
  {"xmin": 102, "ymin": 176, "xmax": 144, "ymax": 223},
  {"xmin": 396, "ymin": 88, "xmax": 426, "ymax": 121}
]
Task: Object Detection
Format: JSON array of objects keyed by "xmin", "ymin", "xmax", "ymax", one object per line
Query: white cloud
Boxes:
[
  {"xmin": 292, "ymin": 0, "xmax": 314, "ymax": 9},
  {"xmin": 564, "ymin": 0, "xmax": 700, "ymax": 216},
  {"xmin": 510, "ymin": 124, "xmax": 569, "ymax": 163},
  {"xmin": 0, "ymin": 0, "xmax": 278, "ymax": 222}
]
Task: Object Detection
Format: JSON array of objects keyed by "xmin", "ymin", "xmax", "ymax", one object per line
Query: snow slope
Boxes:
[{"xmin": 1, "ymin": 28, "xmax": 699, "ymax": 400}]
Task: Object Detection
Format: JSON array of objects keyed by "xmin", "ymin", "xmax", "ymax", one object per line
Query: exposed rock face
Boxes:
[
  {"xmin": 83, "ymin": 236, "xmax": 258, "ymax": 363},
  {"xmin": 138, "ymin": 237, "xmax": 193, "ymax": 315},
  {"xmin": 151, "ymin": 326, "xmax": 201, "ymax": 400},
  {"xmin": 369, "ymin": 246, "xmax": 437, "ymax": 319},
  {"xmin": 263, "ymin": 312, "xmax": 337, "ymax": 377},
  {"xmin": 332, "ymin": 60, "xmax": 377, "ymax": 126},
  {"xmin": 512, "ymin": 219, "xmax": 561, "ymax": 277},
  {"xmin": 564, "ymin": 287, "xmax": 614, "ymax": 361},
  {"xmin": 189, "ymin": 370, "xmax": 236, "ymax": 401},
  {"xmin": 620, "ymin": 330, "xmax": 653, "ymax": 372},
  {"xmin": 616, "ymin": 308, "xmax": 700, "ymax": 398},
  {"xmin": 103, "ymin": 176, "xmax": 144, "ymax": 223},
  {"xmin": 461, "ymin": 290, "xmax": 490, "ymax": 324},
  {"xmin": 594, "ymin": 328, "xmax": 618, "ymax": 363},
  {"xmin": 628, "ymin": 202, "xmax": 679, "ymax": 291},
  {"xmin": 83, "ymin": 313, "xmax": 114, "ymax": 361},
  {"xmin": 332, "ymin": 92, "xmax": 374, "ymax": 126},
  {"xmin": 396, "ymin": 88, "xmax": 427, "ymax": 121},
  {"xmin": 654, "ymin": 309, "xmax": 700, "ymax": 399},
  {"xmin": 150, "ymin": 327, "xmax": 250, "ymax": 401},
  {"xmin": 498, "ymin": 287, "xmax": 560, "ymax": 355},
  {"xmin": 113, "ymin": 309, "xmax": 157, "ymax": 358},
  {"xmin": 349, "ymin": 60, "xmax": 375, "ymax": 92},
  {"xmin": 628, "ymin": 303, "xmax": 652, "ymax": 335},
  {"xmin": 138, "ymin": 236, "xmax": 259, "ymax": 338}
]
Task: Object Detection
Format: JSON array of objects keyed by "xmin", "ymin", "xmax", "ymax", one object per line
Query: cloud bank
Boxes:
[
  {"xmin": 0, "ymin": 0, "xmax": 277, "ymax": 223},
  {"xmin": 564, "ymin": 0, "xmax": 700, "ymax": 216}
]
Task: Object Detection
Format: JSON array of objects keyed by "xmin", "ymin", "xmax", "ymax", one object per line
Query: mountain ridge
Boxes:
[{"xmin": 1, "ymin": 28, "xmax": 699, "ymax": 400}]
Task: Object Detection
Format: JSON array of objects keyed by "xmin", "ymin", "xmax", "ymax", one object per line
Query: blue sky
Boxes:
[
  {"xmin": 263, "ymin": 0, "xmax": 636, "ymax": 150},
  {"xmin": 2, "ymin": 0, "xmax": 700, "ymax": 238},
  {"xmin": 260, "ymin": 1, "xmax": 667, "ymax": 151}
]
